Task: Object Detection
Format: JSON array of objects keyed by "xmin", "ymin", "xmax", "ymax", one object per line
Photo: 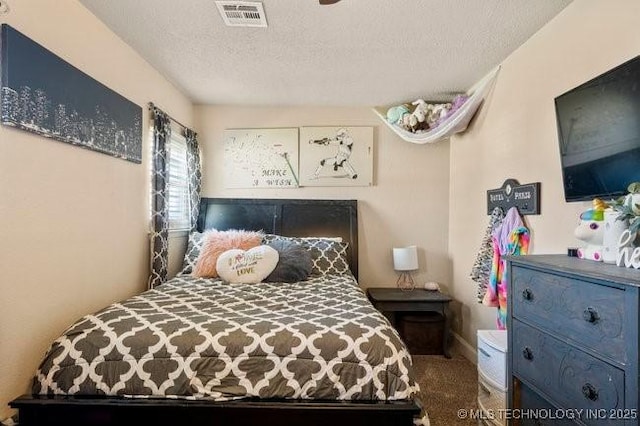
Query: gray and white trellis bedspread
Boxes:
[{"xmin": 34, "ymin": 274, "xmax": 423, "ymax": 409}]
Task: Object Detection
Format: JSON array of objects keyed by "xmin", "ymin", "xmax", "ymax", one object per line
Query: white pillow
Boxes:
[{"xmin": 216, "ymin": 245, "xmax": 279, "ymax": 284}]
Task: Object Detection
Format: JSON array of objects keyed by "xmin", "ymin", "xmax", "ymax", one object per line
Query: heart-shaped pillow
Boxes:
[{"xmin": 216, "ymin": 245, "xmax": 279, "ymax": 284}]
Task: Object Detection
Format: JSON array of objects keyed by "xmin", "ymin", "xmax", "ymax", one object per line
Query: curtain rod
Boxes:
[{"xmin": 148, "ymin": 102, "xmax": 192, "ymax": 132}]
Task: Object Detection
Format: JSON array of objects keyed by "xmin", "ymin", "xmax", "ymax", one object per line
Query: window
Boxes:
[{"xmin": 167, "ymin": 132, "xmax": 190, "ymax": 230}]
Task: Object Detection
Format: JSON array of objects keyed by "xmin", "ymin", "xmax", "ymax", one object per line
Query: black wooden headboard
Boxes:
[{"xmin": 197, "ymin": 198, "xmax": 359, "ymax": 280}]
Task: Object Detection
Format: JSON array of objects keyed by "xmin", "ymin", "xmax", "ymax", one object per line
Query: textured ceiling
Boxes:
[{"xmin": 80, "ymin": 0, "xmax": 572, "ymax": 106}]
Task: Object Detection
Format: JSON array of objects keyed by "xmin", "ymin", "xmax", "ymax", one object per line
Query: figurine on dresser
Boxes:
[{"xmin": 574, "ymin": 199, "xmax": 606, "ymax": 261}]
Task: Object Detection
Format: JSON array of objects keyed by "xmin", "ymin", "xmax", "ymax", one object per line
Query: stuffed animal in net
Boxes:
[
  {"xmin": 386, "ymin": 104, "xmax": 410, "ymax": 126},
  {"xmin": 574, "ymin": 198, "xmax": 607, "ymax": 261},
  {"xmin": 425, "ymin": 102, "xmax": 452, "ymax": 128},
  {"xmin": 386, "ymin": 101, "xmax": 429, "ymax": 133},
  {"xmin": 407, "ymin": 99, "xmax": 430, "ymax": 132},
  {"xmin": 435, "ymin": 94, "xmax": 469, "ymax": 128}
]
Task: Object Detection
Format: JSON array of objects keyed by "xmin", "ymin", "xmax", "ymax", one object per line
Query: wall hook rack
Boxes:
[{"xmin": 487, "ymin": 179, "xmax": 541, "ymax": 215}]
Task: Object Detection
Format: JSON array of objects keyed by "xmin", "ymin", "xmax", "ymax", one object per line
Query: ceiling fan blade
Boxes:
[{"xmin": 319, "ymin": 0, "xmax": 341, "ymax": 4}]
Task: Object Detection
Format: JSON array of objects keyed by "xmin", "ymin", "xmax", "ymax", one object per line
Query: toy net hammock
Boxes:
[{"xmin": 373, "ymin": 66, "xmax": 500, "ymax": 144}]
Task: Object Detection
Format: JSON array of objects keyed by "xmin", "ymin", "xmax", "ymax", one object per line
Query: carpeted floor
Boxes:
[{"xmin": 412, "ymin": 354, "xmax": 478, "ymax": 425}]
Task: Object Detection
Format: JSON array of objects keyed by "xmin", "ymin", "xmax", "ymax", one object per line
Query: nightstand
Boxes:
[{"xmin": 367, "ymin": 288, "xmax": 452, "ymax": 358}]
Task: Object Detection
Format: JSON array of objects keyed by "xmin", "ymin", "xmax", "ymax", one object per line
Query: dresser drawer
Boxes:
[
  {"xmin": 511, "ymin": 265, "xmax": 626, "ymax": 361},
  {"xmin": 512, "ymin": 320, "xmax": 624, "ymax": 426},
  {"xmin": 519, "ymin": 383, "xmax": 576, "ymax": 426}
]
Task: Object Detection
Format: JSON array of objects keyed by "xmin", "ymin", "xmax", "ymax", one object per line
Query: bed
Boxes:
[{"xmin": 11, "ymin": 198, "xmax": 427, "ymax": 426}]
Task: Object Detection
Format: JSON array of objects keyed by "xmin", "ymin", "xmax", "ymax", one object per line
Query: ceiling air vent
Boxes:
[{"xmin": 215, "ymin": 1, "xmax": 267, "ymax": 28}]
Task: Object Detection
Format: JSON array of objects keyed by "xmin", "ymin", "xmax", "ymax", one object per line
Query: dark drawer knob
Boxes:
[
  {"xmin": 522, "ymin": 288, "xmax": 534, "ymax": 301},
  {"xmin": 582, "ymin": 383, "xmax": 599, "ymax": 401},
  {"xmin": 583, "ymin": 307, "xmax": 600, "ymax": 323},
  {"xmin": 522, "ymin": 347, "xmax": 533, "ymax": 361}
]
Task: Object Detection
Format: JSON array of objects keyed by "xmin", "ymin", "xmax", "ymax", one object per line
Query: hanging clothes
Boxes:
[
  {"xmin": 471, "ymin": 207, "xmax": 505, "ymax": 303},
  {"xmin": 482, "ymin": 206, "xmax": 530, "ymax": 329}
]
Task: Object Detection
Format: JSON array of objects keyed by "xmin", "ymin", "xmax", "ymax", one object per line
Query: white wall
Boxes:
[
  {"xmin": 448, "ymin": 0, "xmax": 640, "ymax": 344},
  {"xmin": 0, "ymin": 0, "xmax": 193, "ymax": 419},
  {"xmin": 195, "ymin": 105, "xmax": 452, "ymax": 292}
]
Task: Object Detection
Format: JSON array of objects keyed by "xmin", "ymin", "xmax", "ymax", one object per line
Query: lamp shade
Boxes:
[{"xmin": 393, "ymin": 246, "xmax": 418, "ymax": 271}]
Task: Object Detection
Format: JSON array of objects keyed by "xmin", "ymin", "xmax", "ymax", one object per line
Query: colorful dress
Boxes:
[{"xmin": 482, "ymin": 207, "xmax": 530, "ymax": 329}]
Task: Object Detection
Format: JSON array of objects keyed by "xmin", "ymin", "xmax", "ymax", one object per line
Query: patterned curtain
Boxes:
[
  {"xmin": 148, "ymin": 104, "xmax": 172, "ymax": 289},
  {"xmin": 184, "ymin": 128, "xmax": 201, "ymax": 230}
]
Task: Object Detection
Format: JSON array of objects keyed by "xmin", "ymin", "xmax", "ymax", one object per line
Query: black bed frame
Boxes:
[
  {"xmin": 11, "ymin": 198, "xmax": 420, "ymax": 425},
  {"xmin": 196, "ymin": 198, "xmax": 359, "ymax": 279}
]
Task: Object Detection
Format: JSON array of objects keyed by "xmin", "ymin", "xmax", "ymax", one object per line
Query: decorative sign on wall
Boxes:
[
  {"xmin": 486, "ymin": 179, "xmax": 541, "ymax": 215},
  {"xmin": 223, "ymin": 128, "xmax": 299, "ymax": 188},
  {"xmin": 0, "ymin": 24, "xmax": 142, "ymax": 163},
  {"xmin": 299, "ymin": 126, "xmax": 373, "ymax": 187}
]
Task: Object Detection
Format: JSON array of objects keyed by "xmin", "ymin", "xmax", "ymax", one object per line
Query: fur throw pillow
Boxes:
[
  {"xmin": 264, "ymin": 239, "xmax": 313, "ymax": 282},
  {"xmin": 192, "ymin": 229, "xmax": 264, "ymax": 278}
]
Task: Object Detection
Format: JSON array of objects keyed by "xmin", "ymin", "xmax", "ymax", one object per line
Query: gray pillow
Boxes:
[
  {"xmin": 265, "ymin": 239, "xmax": 313, "ymax": 282},
  {"xmin": 179, "ymin": 231, "xmax": 205, "ymax": 275}
]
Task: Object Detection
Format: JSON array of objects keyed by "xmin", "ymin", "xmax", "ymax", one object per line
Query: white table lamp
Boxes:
[{"xmin": 393, "ymin": 245, "xmax": 418, "ymax": 291}]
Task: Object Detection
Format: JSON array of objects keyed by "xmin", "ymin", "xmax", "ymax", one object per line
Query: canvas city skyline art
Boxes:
[{"xmin": 0, "ymin": 24, "xmax": 142, "ymax": 163}]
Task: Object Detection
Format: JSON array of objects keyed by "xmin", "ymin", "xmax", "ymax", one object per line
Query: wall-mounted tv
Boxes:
[{"xmin": 555, "ymin": 55, "xmax": 640, "ymax": 202}]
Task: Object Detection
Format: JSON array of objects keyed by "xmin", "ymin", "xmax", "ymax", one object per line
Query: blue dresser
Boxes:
[{"xmin": 506, "ymin": 255, "xmax": 640, "ymax": 426}]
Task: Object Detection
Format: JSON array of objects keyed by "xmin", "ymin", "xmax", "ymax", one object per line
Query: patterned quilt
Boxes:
[{"xmin": 34, "ymin": 274, "xmax": 428, "ymax": 425}]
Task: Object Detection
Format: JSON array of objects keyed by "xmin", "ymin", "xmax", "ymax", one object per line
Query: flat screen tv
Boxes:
[{"xmin": 555, "ymin": 55, "xmax": 640, "ymax": 202}]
